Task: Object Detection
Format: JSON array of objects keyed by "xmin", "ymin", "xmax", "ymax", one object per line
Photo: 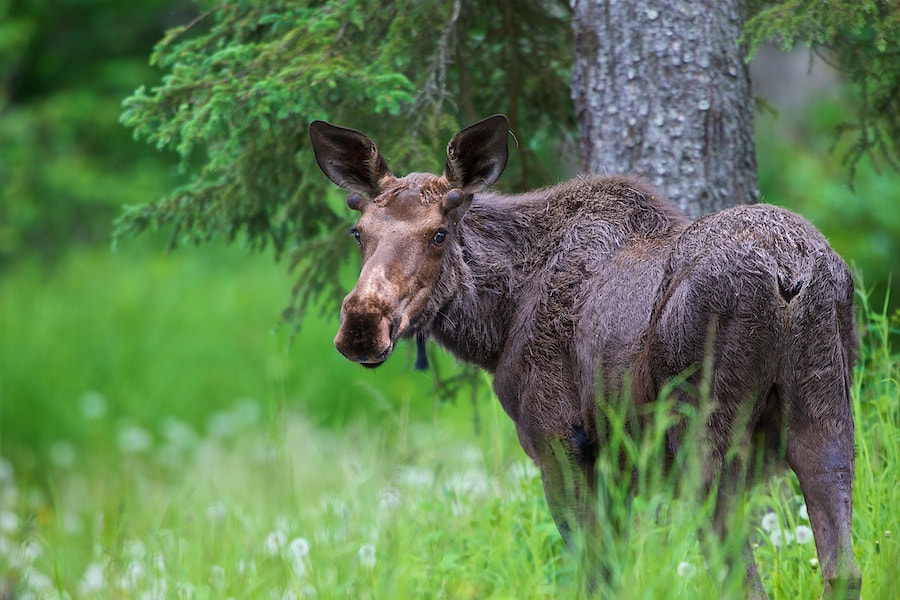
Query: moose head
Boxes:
[{"xmin": 308, "ymin": 115, "xmax": 509, "ymax": 366}]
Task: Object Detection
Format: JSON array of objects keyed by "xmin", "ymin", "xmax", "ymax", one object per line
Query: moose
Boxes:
[{"xmin": 308, "ymin": 115, "xmax": 861, "ymax": 598}]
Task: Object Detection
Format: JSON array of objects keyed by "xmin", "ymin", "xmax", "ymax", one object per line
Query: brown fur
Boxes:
[{"xmin": 309, "ymin": 115, "xmax": 861, "ymax": 598}]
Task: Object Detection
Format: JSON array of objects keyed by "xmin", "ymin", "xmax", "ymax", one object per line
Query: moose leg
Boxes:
[
  {"xmin": 710, "ymin": 480, "xmax": 769, "ymax": 600},
  {"xmin": 534, "ymin": 432, "xmax": 609, "ymax": 592},
  {"xmin": 787, "ymin": 422, "xmax": 861, "ymax": 599}
]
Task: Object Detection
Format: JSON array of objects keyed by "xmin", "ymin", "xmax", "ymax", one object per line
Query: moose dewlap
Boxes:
[{"xmin": 309, "ymin": 115, "xmax": 861, "ymax": 599}]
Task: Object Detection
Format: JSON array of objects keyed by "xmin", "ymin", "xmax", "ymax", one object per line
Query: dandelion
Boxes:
[
  {"xmin": 160, "ymin": 418, "xmax": 199, "ymax": 449},
  {"xmin": 231, "ymin": 399, "xmax": 261, "ymax": 427},
  {"xmin": 14, "ymin": 538, "xmax": 43, "ymax": 568},
  {"xmin": 121, "ymin": 560, "xmax": 145, "ymax": 589},
  {"xmin": 124, "ymin": 539, "xmax": 146, "ymax": 561},
  {"xmin": 769, "ymin": 528, "xmax": 793, "ymax": 547},
  {"xmin": 237, "ymin": 558, "xmax": 256, "ymax": 576},
  {"xmin": 209, "ymin": 565, "xmax": 226, "ymax": 588},
  {"xmin": 507, "ymin": 460, "xmax": 539, "ymax": 483},
  {"xmin": 794, "ymin": 525, "xmax": 814, "ymax": 545},
  {"xmin": 176, "ymin": 582, "xmax": 196, "ymax": 599},
  {"xmin": 0, "ymin": 510, "xmax": 19, "ymax": 535},
  {"xmin": 264, "ymin": 530, "xmax": 287, "ymax": 556},
  {"xmin": 460, "ymin": 444, "xmax": 483, "ymax": 464},
  {"xmin": 206, "ymin": 501, "xmax": 227, "ymax": 522},
  {"xmin": 378, "ymin": 487, "xmax": 402, "ymax": 511},
  {"xmin": 118, "ymin": 425, "xmax": 153, "ymax": 453},
  {"xmin": 358, "ymin": 543, "xmax": 376, "ymax": 570},
  {"xmin": 206, "ymin": 411, "xmax": 237, "ymax": 438},
  {"xmin": 50, "ymin": 441, "xmax": 75, "ymax": 468},
  {"xmin": 761, "ymin": 511, "xmax": 780, "ymax": 533},
  {"xmin": 289, "ymin": 537, "xmax": 310, "ymax": 577},
  {"xmin": 78, "ymin": 561, "xmax": 106, "ymax": 596},
  {"xmin": 676, "ymin": 561, "xmax": 697, "ymax": 578},
  {"xmin": 152, "ymin": 552, "xmax": 166, "ymax": 574},
  {"xmin": 447, "ymin": 469, "xmax": 490, "ymax": 496},
  {"xmin": 79, "ymin": 391, "xmax": 107, "ymax": 420},
  {"xmin": 0, "ymin": 456, "xmax": 14, "ymax": 485},
  {"xmin": 809, "ymin": 557, "xmax": 819, "ymax": 571},
  {"xmin": 799, "ymin": 503, "xmax": 809, "ymax": 521},
  {"xmin": 396, "ymin": 466, "xmax": 433, "ymax": 489}
]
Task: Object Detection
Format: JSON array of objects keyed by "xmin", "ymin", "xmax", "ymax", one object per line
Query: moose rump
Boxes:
[{"xmin": 308, "ymin": 114, "xmax": 861, "ymax": 599}]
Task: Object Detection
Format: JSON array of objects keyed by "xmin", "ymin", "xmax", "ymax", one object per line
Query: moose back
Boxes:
[{"xmin": 308, "ymin": 115, "xmax": 861, "ymax": 599}]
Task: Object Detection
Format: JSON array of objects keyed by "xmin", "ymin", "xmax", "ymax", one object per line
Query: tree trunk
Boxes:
[{"xmin": 570, "ymin": 0, "xmax": 758, "ymax": 217}]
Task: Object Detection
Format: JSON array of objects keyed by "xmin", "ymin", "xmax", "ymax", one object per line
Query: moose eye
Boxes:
[
  {"xmin": 432, "ymin": 230, "xmax": 447, "ymax": 245},
  {"xmin": 351, "ymin": 228, "xmax": 361, "ymax": 245}
]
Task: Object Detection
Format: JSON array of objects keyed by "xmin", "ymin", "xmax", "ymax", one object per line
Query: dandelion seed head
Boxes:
[
  {"xmin": 206, "ymin": 501, "xmax": 227, "ymax": 522},
  {"xmin": 79, "ymin": 391, "xmax": 107, "ymax": 420},
  {"xmin": 14, "ymin": 538, "xmax": 43, "ymax": 568},
  {"xmin": 176, "ymin": 582, "xmax": 196, "ymax": 599},
  {"xmin": 0, "ymin": 457, "xmax": 15, "ymax": 485},
  {"xmin": 799, "ymin": 503, "xmax": 809, "ymax": 521},
  {"xmin": 378, "ymin": 487, "xmax": 402, "ymax": 510},
  {"xmin": 0, "ymin": 510, "xmax": 19, "ymax": 535},
  {"xmin": 124, "ymin": 539, "xmax": 146, "ymax": 560},
  {"xmin": 290, "ymin": 537, "xmax": 310, "ymax": 559},
  {"xmin": 160, "ymin": 418, "xmax": 199, "ymax": 449},
  {"xmin": 358, "ymin": 543, "xmax": 376, "ymax": 570},
  {"xmin": 118, "ymin": 425, "xmax": 153, "ymax": 453},
  {"xmin": 237, "ymin": 558, "xmax": 256, "ymax": 576},
  {"xmin": 761, "ymin": 511, "xmax": 780, "ymax": 533},
  {"xmin": 396, "ymin": 466, "xmax": 433, "ymax": 489},
  {"xmin": 50, "ymin": 441, "xmax": 75, "ymax": 468},
  {"xmin": 22, "ymin": 567, "xmax": 54, "ymax": 593},
  {"xmin": 769, "ymin": 528, "xmax": 793, "ymax": 547},
  {"xmin": 677, "ymin": 561, "xmax": 697, "ymax": 578},
  {"xmin": 794, "ymin": 525, "xmax": 814, "ymax": 544},
  {"xmin": 809, "ymin": 557, "xmax": 819, "ymax": 571},
  {"xmin": 78, "ymin": 561, "xmax": 106, "ymax": 596},
  {"xmin": 264, "ymin": 530, "xmax": 287, "ymax": 556}
]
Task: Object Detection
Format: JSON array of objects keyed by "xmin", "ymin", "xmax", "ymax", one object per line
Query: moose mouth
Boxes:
[
  {"xmin": 335, "ymin": 313, "xmax": 405, "ymax": 368},
  {"xmin": 359, "ymin": 343, "xmax": 393, "ymax": 368}
]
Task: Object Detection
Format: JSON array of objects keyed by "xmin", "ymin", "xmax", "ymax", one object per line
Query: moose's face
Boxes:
[{"xmin": 309, "ymin": 115, "xmax": 509, "ymax": 367}]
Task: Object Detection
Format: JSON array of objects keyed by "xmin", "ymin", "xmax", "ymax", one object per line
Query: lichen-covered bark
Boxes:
[{"xmin": 571, "ymin": 0, "xmax": 758, "ymax": 217}]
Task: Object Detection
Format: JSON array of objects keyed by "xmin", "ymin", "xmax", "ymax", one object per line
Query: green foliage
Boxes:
[
  {"xmin": 117, "ymin": 0, "xmax": 573, "ymax": 325},
  {"xmin": 745, "ymin": 0, "xmax": 900, "ymax": 179},
  {"xmin": 757, "ymin": 97, "xmax": 900, "ymax": 314},
  {"xmin": 0, "ymin": 0, "xmax": 191, "ymax": 266},
  {"xmin": 1, "ymin": 246, "xmax": 896, "ymax": 597}
]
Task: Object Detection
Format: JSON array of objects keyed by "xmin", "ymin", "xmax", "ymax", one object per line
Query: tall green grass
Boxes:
[{"xmin": 0, "ymin": 245, "xmax": 896, "ymax": 598}]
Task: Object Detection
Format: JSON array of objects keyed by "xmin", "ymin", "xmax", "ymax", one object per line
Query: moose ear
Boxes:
[
  {"xmin": 309, "ymin": 121, "xmax": 392, "ymax": 197},
  {"xmin": 443, "ymin": 114, "xmax": 509, "ymax": 194}
]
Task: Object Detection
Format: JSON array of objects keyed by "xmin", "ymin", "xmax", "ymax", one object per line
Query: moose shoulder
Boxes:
[{"xmin": 308, "ymin": 115, "xmax": 861, "ymax": 599}]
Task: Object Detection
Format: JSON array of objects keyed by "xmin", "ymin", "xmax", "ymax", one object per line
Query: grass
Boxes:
[{"xmin": 0, "ymin": 243, "xmax": 897, "ymax": 599}]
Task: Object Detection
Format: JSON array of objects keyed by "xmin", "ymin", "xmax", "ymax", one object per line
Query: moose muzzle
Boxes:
[{"xmin": 334, "ymin": 288, "xmax": 400, "ymax": 367}]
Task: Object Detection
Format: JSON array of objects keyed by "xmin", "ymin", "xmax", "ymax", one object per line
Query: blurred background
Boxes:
[{"xmin": 1, "ymin": 0, "xmax": 897, "ymax": 481}]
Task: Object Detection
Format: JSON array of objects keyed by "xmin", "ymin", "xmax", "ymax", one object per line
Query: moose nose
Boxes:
[{"xmin": 334, "ymin": 309, "xmax": 394, "ymax": 367}]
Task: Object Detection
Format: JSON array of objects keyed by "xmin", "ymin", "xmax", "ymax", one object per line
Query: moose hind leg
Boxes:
[{"xmin": 787, "ymin": 422, "xmax": 861, "ymax": 599}]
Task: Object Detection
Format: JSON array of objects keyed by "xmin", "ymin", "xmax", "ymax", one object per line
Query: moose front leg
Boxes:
[
  {"xmin": 533, "ymin": 425, "xmax": 626, "ymax": 593},
  {"xmin": 787, "ymin": 422, "xmax": 862, "ymax": 599}
]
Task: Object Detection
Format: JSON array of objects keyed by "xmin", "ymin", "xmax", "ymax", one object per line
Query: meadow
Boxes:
[{"xmin": 0, "ymin": 234, "xmax": 896, "ymax": 599}]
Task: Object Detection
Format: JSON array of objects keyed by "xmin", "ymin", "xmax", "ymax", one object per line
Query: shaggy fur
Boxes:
[{"xmin": 309, "ymin": 115, "xmax": 861, "ymax": 599}]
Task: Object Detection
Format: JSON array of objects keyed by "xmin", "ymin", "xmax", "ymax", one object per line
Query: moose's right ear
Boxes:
[
  {"xmin": 309, "ymin": 121, "xmax": 392, "ymax": 198},
  {"xmin": 444, "ymin": 114, "xmax": 509, "ymax": 194}
]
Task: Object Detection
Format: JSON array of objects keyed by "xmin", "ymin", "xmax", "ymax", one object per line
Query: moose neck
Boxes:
[{"xmin": 419, "ymin": 192, "xmax": 535, "ymax": 372}]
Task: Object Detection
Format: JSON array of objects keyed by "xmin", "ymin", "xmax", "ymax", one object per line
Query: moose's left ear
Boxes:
[
  {"xmin": 309, "ymin": 121, "xmax": 392, "ymax": 198},
  {"xmin": 444, "ymin": 114, "xmax": 509, "ymax": 194}
]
